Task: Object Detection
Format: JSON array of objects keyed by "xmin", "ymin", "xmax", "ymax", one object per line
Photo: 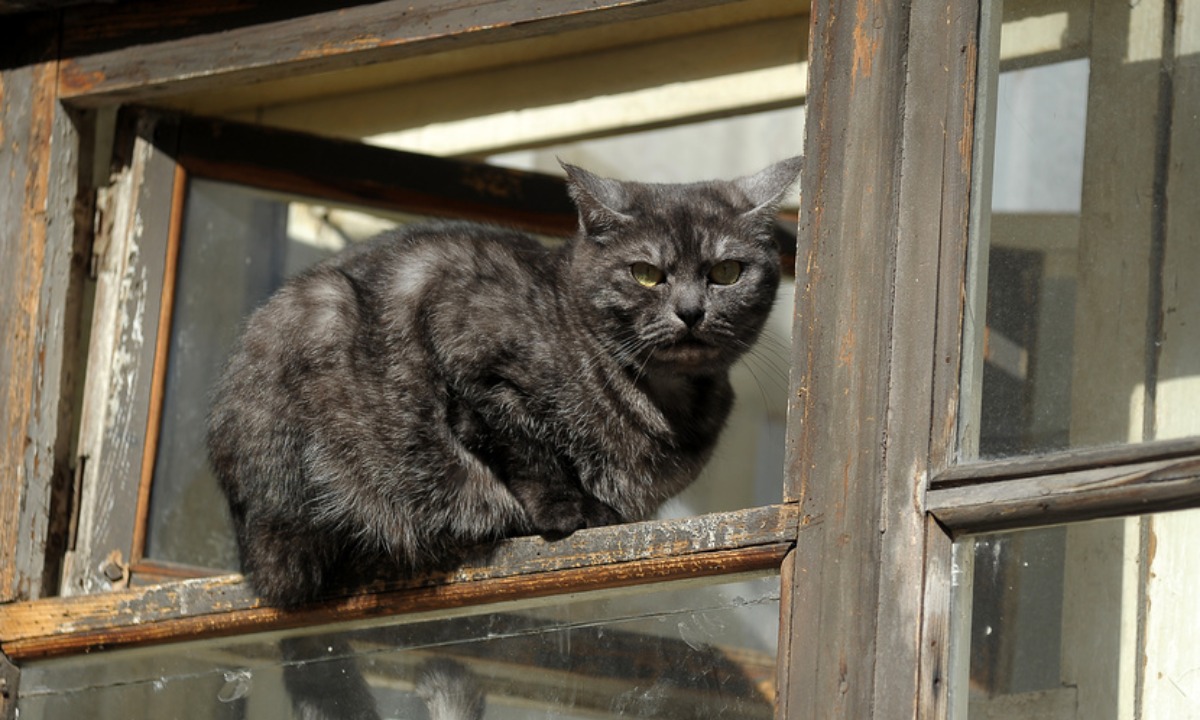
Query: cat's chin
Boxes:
[{"xmin": 650, "ymin": 339, "xmax": 724, "ymax": 369}]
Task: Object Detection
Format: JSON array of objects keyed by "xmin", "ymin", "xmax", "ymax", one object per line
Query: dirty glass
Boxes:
[
  {"xmin": 17, "ymin": 576, "xmax": 780, "ymax": 719},
  {"xmin": 950, "ymin": 506, "xmax": 1200, "ymax": 719},
  {"xmin": 144, "ymin": 179, "xmax": 415, "ymax": 570},
  {"xmin": 961, "ymin": 0, "xmax": 1200, "ymax": 459}
]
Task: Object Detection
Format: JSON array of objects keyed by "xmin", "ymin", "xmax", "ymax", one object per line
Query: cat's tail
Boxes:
[{"xmin": 416, "ymin": 658, "xmax": 486, "ymax": 720}]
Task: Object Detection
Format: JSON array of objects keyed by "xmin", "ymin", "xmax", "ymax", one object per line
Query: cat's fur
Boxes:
[{"xmin": 208, "ymin": 158, "xmax": 802, "ymax": 606}]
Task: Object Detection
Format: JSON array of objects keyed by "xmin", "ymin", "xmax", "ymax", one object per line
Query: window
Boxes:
[{"xmin": 2, "ymin": 1, "xmax": 1198, "ymax": 718}]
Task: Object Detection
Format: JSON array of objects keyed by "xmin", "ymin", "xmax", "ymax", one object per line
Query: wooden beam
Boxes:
[
  {"xmin": 928, "ymin": 456, "xmax": 1200, "ymax": 533},
  {"xmin": 932, "ymin": 436, "xmax": 1200, "ymax": 487},
  {"xmin": 0, "ymin": 504, "xmax": 798, "ymax": 661},
  {"xmin": 55, "ymin": 0, "xmax": 738, "ymax": 106},
  {"xmin": 226, "ymin": 16, "xmax": 809, "ymax": 153},
  {"xmin": 780, "ymin": 0, "xmax": 977, "ymax": 717},
  {"xmin": 0, "ymin": 13, "xmax": 91, "ymax": 602}
]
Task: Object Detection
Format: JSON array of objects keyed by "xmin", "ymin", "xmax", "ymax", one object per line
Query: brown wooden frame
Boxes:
[{"xmin": 4, "ymin": 1, "xmax": 1200, "ymax": 719}]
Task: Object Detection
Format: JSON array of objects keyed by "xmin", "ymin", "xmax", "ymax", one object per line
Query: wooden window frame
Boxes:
[{"xmin": 3, "ymin": 1, "xmax": 1200, "ymax": 719}]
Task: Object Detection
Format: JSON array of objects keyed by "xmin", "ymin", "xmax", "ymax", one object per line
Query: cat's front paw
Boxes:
[
  {"xmin": 529, "ymin": 497, "xmax": 587, "ymax": 541},
  {"xmin": 581, "ymin": 495, "xmax": 624, "ymax": 529}
]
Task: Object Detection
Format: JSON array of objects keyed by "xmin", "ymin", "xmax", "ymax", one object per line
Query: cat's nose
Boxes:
[{"xmin": 676, "ymin": 306, "xmax": 705, "ymax": 328}]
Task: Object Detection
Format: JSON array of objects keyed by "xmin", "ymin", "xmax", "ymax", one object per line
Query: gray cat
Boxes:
[{"xmin": 207, "ymin": 157, "xmax": 801, "ymax": 606}]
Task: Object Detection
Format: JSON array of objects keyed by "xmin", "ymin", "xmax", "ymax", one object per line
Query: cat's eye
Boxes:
[
  {"xmin": 708, "ymin": 260, "xmax": 742, "ymax": 285},
  {"xmin": 630, "ymin": 262, "xmax": 665, "ymax": 287}
]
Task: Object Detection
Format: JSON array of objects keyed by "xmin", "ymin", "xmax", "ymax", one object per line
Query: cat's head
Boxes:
[{"xmin": 562, "ymin": 157, "xmax": 802, "ymax": 376}]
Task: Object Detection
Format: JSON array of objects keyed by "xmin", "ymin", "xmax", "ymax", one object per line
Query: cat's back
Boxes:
[{"xmin": 337, "ymin": 220, "xmax": 557, "ymax": 300}]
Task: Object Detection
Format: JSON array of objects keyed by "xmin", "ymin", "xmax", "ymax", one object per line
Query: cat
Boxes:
[{"xmin": 207, "ymin": 157, "xmax": 802, "ymax": 606}]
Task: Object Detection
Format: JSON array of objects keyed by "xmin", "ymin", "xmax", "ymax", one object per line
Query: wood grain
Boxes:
[
  {"xmin": 0, "ymin": 504, "xmax": 798, "ymax": 660},
  {"xmin": 780, "ymin": 0, "xmax": 978, "ymax": 717},
  {"xmin": 929, "ymin": 456, "xmax": 1200, "ymax": 533},
  {"xmin": 932, "ymin": 436, "xmax": 1200, "ymax": 487},
  {"xmin": 61, "ymin": 115, "xmax": 180, "ymax": 596},
  {"xmin": 0, "ymin": 15, "xmax": 90, "ymax": 603}
]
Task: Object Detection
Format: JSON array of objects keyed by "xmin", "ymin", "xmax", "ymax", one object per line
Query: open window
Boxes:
[{"xmin": 2, "ymin": 0, "xmax": 1197, "ymax": 718}]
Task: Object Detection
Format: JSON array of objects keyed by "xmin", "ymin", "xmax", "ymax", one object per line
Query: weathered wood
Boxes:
[
  {"xmin": 918, "ymin": 518, "xmax": 954, "ymax": 719},
  {"xmin": 174, "ymin": 113, "xmax": 579, "ymax": 237},
  {"xmin": 0, "ymin": 504, "xmax": 798, "ymax": 660},
  {"xmin": 931, "ymin": 435, "xmax": 1200, "ymax": 487},
  {"xmin": 0, "ymin": 15, "xmax": 90, "ymax": 603},
  {"xmin": 61, "ymin": 114, "xmax": 180, "ymax": 596},
  {"xmin": 782, "ymin": 0, "xmax": 904, "ymax": 713},
  {"xmin": 781, "ymin": 0, "xmax": 977, "ymax": 716},
  {"xmin": 55, "ymin": 0, "xmax": 736, "ymax": 105},
  {"xmin": 928, "ymin": 456, "xmax": 1200, "ymax": 533}
]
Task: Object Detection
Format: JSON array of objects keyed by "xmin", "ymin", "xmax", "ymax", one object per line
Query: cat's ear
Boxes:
[
  {"xmin": 735, "ymin": 156, "xmax": 803, "ymax": 218},
  {"xmin": 560, "ymin": 160, "xmax": 633, "ymax": 238}
]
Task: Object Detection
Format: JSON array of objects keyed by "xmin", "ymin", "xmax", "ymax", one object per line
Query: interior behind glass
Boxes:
[
  {"xmin": 959, "ymin": 0, "xmax": 1200, "ymax": 461},
  {"xmin": 18, "ymin": 575, "xmax": 780, "ymax": 719}
]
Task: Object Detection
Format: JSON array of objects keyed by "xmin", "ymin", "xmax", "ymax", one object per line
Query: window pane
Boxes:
[
  {"xmin": 145, "ymin": 178, "xmax": 415, "ymax": 569},
  {"xmin": 952, "ymin": 507, "xmax": 1200, "ymax": 719},
  {"xmin": 962, "ymin": 0, "xmax": 1200, "ymax": 459},
  {"xmin": 18, "ymin": 576, "xmax": 779, "ymax": 719}
]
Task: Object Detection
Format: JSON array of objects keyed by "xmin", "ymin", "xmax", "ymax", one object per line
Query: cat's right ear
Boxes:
[{"xmin": 560, "ymin": 161, "xmax": 633, "ymax": 239}]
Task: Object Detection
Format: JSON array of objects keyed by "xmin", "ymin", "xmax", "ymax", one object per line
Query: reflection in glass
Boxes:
[
  {"xmin": 18, "ymin": 576, "xmax": 779, "ymax": 719},
  {"xmin": 964, "ymin": 0, "xmax": 1200, "ymax": 459},
  {"xmin": 953, "ymin": 507, "xmax": 1200, "ymax": 719}
]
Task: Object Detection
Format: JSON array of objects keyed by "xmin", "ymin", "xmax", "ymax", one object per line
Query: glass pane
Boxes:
[
  {"xmin": 951, "ymin": 507, "xmax": 1200, "ymax": 719},
  {"xmin": 962, "ymin": 0, "xmax": 1200, "ymax": 459},
  {"xmin": 18, "ymin": 576, "xmax": 779, "ymax": 719},
  {"xmin": 145, "ymin": 179, "xmax": 416, "ymax": 569}
]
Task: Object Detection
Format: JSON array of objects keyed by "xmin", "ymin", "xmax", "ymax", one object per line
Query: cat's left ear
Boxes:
[
  {"xmin": 560, "ymin": 160, "xmax": 633, "ymax": 238},
  {"xmin": 735, "ymin": 156, "xmax": 803, "ymax": 219}
]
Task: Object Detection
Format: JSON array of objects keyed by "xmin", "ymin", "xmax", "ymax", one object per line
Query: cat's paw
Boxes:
[
  {"xmin": 582, "ymin": 496, "xmax": 624, "ymax": 528},
  {"xmin": 529, "ymin": 497, "xmax": 587, "ymax": 541}
]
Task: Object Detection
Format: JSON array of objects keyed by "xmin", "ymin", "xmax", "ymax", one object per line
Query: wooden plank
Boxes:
[
  {"xmin": 174, "ymin": 113, "xmax": 579, "ymax": 237},
  {"xmin": 60, "ymin": 114, "xmax": 180, "ymax": 596},
  {"xmin": 0, "ymin": 15, "xmax": 90, "ymax": 602},
  {"xmin": 928, "ymin": 456, "xmax": 1200, "ymax": 533},
  {"xmin": 877, "ymin": 0, "xmax": 978, "ymax": 716},
  {"xmin": 918, "ymin": 518, "xmax": 955, "ymax": 720},
  {"xmin": 932, "ymin": 436, "xmax": 1200, "ymax": 487},
  {"xmin": 781, "ymin": 0, "xmax": 977, "ymax": 716},
  {"xmin": 55, "ymin": 0, "xmax": 735, "ymax": 106},
  {"xmin": 782, "ymin": 0, "xmax": 904, "ymax": 714},
  {"xmin": 0, "ymin": 504, "xmax": 798, "ymax": 660}
]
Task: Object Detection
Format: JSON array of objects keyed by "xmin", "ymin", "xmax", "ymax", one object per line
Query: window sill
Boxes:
[{"xmin": 0, "ymin": 504, "xmax": 799, "ymax": 661}]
